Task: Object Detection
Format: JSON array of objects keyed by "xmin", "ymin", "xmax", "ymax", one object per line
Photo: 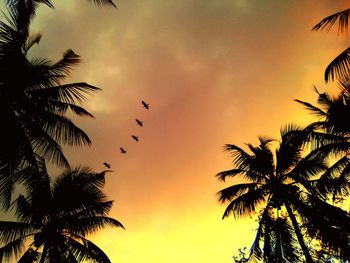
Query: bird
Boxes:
[
  {"xmin": 141, "ymin": 100, "xmax": 150, "ymax": 109},
  {"xmin": 131, "ymin": 135, "xmax": 139, "ymax": 142},
  {"xmin": 120, "ymin": 147, "xmax": 126, "ymax": 154},
  {"xmin": 136, "ymin": 119, "xmax": 143, "ymax": 127},
  {"xmin": 103, "ymin": 162, "xmax": 111, "ymax": 169}
]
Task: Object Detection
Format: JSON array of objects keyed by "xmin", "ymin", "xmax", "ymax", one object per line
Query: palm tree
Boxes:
[
  {"xmin": 296, "ymin": 89, "xmax": 350, "ymax": 260},
  {"xmin": 313, "ymin": 8, "xmax": 350, "ymax": 82},
  {"xmin": 217, "ymin": 125, "xmax": 329, "ymax": 263},
  {"xmin": 0, "ymin": 158, "xmax": 124, "ymax": 262},
  {"xmin": 0, "ymin": 0, "xmax": 99, "ymax": 208},
  {"xmin": 6, "ymin": 0, "xmax": 117, "ymax": 9},
  {"xmin": 296, "ymin": 87, "xmax": 350, "ymax": 203}
]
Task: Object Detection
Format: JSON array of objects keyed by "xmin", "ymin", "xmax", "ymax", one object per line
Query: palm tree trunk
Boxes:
[
  {"xmin": 264, "ymin": 222, "xmax": 271, "ymax": 260},
  {"xmin": 285, "ymin": 204, "xmax": 314, "ymax": 263}
]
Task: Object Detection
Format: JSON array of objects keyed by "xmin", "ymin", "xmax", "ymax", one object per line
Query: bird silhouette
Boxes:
[
  {"xmin": 103, "ymin": 162, "xmax": 111, "ymax": 169},
  {"xmin": 131, "ymin": 135, "xmax": 139, "ymax": 142},
  {"xmin": 120, "ymin": 147, "xmax": 126, "ymax": 154},
  {"xmin": 136, "ymin": 119, "xmax": 143, "ymax": 127},
  {"xmin": 141, "ymin": 101, "xmax": 150, "ymax": 109}
]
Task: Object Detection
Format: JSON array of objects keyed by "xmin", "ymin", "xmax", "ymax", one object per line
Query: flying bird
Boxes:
[
  {"xmin": 131, "ymin": 135, "xmax": 139, "ymax": 142},
  {"xmin": 136, "ymin": 119, "xmax": 143, "ymax": 127},
  {"xmin": 141, "ymin": 101, "xmax": 150, "ymax": 109},
  {"xmin": 120, "ymin": 147, "xmax": 126, "ymax": 154},
  {"xmin": 103, "ymin": 162, "xmax": 111, "ymax": 169}
]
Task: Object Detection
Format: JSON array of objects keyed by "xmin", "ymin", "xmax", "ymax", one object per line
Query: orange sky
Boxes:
[{"xmin": 2, "ymin": 0, "xmax": 350, "ymax": 262}]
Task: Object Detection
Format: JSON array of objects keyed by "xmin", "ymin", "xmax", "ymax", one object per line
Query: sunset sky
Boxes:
[{"xmin": 2, "ymin": 0, "xmax": 350, "ymax": 262}]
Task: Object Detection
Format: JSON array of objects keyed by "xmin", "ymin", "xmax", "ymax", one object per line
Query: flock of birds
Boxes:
[{"xmin": 103, "ymin": 100, "xmax": 150, "ymax": 169}]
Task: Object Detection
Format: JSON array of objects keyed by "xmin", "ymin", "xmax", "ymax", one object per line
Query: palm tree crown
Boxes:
[
  {"xmin": 0, "ymin": 158, "xmax": 124, "ymax": 262},
  {"xmin": 0, "ymin": 0, "xmax": 99, "ymax": 208},
  {"xmin": 217, "ymin": 125, "xmax": 328, "ymax": 262}
]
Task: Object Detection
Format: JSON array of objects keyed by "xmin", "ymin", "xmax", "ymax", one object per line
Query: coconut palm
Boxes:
[
  {"xmin": 0, "ymin": 0, "xmax": 99, "ymax": 208},
  {"xmin": 296, "ymin": 87, "xmax": 350, "ymax": 200},
  {"xmin": 296, "ymin": 85, "xmax": 350, "ymax": 135},
  {"xmin": 296, "ymin": 89, "xmax": 350, "ymax": 259},
  {"xmin": 0, "ymin": 158, "xmax": 124, "ymax": 262},
  {"xmin": 6, "ymin": 0, "xmax": 116, "ymax": 9},
  {"xmin": 217, "ymin": 125, "xmax": 330, "ymax": 263},
  {"xmin": 313, "ymin": 8, "xmax": 350, "ymax": 82}
]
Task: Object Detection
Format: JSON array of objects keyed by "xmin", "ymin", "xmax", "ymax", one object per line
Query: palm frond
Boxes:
[
  {"xmin": 52, "ymin": 168, "xmax": 107, "ymax": 212},
  {"xmin": 295, "ymin": 99, "xmax": 328, "ymax": 118},
  {"xmin": 46, "ymin": 101, "xmax": 94, "ymax": 117},
  {"xmin": 245, "ymin": 142, "xmax": 275, "ymax": 177},
  {"xmin": 320, "ymin": 155, "xmax": 349, "ymax": 181},
  {"xmin": 32, "ymin": 82, "xmax": 99, "ymax": 104},
  {"xmin": 224, "ymin": 144, "xmax": 253, "ymax": 169},
  {"xmin": 0, "ymin": 235, "xmax": 30, "ymax": 262},
  {"xmin": 57, "ymin": 201, "xmax": 114, "ymax": 219},
  {"xmin": 325, "ymin": 47, "xmax": 350, "ymax": 82},
  {"xmin": 13, "ymin": 195, "xmax": 33, "ymax": 223},
  {"xmin": 276, "ymin": 125, "xmax": 310, "ymax": 175},
  {"xmin": 309, "ymin": 131, "xmax": 349, "ymax": 148},
  {"xmin": 19, "ymin": 114, "xmax": 69, "ymax": 166},
  {"xmin": 64, "ymin": 216, "xmax": 124, "ymax": 236},
  {"xmin": 4, "ymin": 0, "xmax": 38, "ymax": 41},
  {"xmin": 90, "ymin": 0, "xmax": 116, "ymax": 7},
  {"xmin": 222, "ymin": 187, "xmax": 266, "ymax": 219},
  {"xmin": 289, "ymin": 151, "xmax": 328, "ymax": 181},
  {"xmin": 216, "ymin": 168, "xmax": 243, "ymax": 182},
  {"xmin": 34, "ymin": 111, "xmax": 92, "ymax": 146},
  {"xmin": 0, "ymin": 221, "xmax": 34, "ymax": 244},
  {"xmin": 18, "ymin": 247, "xmax": 41, "ymax": 263},
  {"xmin": 66, "ymin": 235, "xmax": 112, "ymax": 262},
  {"xmin": 313, "ymin": 8, "xmax": 350, "ymax": 33},
  {"xmin": 297, "ymin": 196, "xmax": 350, "ymax": 258},
  {"xmin": 81, "ymin": 238, "xmax": 112, "ymax": 262},
  {"xmin": 217, "ymin": 183, "xmax": 259, "ymax": 203},
  {"xmin": 64, "ymin": 237, "xmax": 92, "ymax": 262},
  {"xmin": 23, "ymin": 32, "xmax": 41, "ymax": 55},
  {"xmin": 0, "ymin": 168, "xmax": 16, "ymax": 209}
]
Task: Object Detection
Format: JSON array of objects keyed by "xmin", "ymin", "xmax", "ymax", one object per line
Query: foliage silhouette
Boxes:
[
  {"xmin": 233, "ymin": 247, "xmax": 249, "ymax": 263},
  {"xmin": 296, "ymin": 87, "xmax": 350, "ymax": 260},
  {"xmin": 0, "ymin": 0, "xmax": 99, "ymax": 208},
  {"xmin": 217, "ymin": 125, "xmax": 333, "ymax": 263},
  {"xmin": 296, "ymin": 85, "xmax": 350, "ymax": 134},
  {"xmin": 0, "ymin": 158, "xmax": 124, "ymax": 262},
  {"xmin": 313, "ymin": 8, "xmax": 350, "ymax": 82},
  {"xmin": 5, "ymin": 0, "xmax": 116, "ymax": 8}
]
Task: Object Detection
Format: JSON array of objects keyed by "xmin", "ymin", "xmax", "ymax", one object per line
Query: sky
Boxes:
[{"xmin": 3, "ymin": 0, "xmax": 350, "ymax": 262}]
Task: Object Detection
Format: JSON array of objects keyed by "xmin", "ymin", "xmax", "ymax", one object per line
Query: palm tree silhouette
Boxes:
[
  {"xmin": 0, "ymin": 158, "xmax": 124, "ymax": 262},
  {"xmin": 0, "ymin": 0, "xmax": 99, "ymax": 208},
  {"xmin": 7, "ymin": 0, "xmax": 117, "ymax": 9},
  {"xmin": 296, "ymin": 86, "xmax": 350, "ymax": 134},
  {"xmin": 296, "ymin": 88, "xmax": 350, "ymax": 200},
  {"xmin": 217, "ymin": 125, "xmax": 328, "ymax": 263},
  {"xmin": 296, "ymin": 88, "xmax": 350, "ymax": 260},
  {"xmin": 313, "ymin": 8, "xmax": 350, "ymax": 82}
]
